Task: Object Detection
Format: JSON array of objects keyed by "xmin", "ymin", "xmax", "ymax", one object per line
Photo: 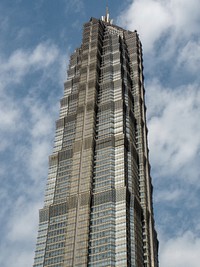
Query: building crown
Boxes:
[{"xmin": 101, "ymin": 6, "xmax": 113, "ymax": 24}]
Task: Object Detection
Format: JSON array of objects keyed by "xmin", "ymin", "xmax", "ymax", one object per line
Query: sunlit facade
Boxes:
[{"xmin": 33, "ymin": 11, "xmax": 159, "ymax": 267}]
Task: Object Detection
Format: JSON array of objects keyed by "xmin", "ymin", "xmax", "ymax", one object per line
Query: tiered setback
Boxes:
[{"xmin": 33, "ymin": 17, "xmax": 158, "ymax": 267}]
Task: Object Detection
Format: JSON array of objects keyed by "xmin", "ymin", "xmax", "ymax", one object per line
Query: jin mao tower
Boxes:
[{"xmin": 33, "ymin": 10, "xmax": 159, "ymax": 267}]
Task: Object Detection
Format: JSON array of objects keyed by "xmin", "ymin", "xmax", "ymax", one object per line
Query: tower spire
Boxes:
[
  {"xmin": 101, "ymin": 5, "xmax": 113, "ymax": 24},
  {"xmin": 105, "ymin": 5, "xmax": 109, "ymax": 22}
]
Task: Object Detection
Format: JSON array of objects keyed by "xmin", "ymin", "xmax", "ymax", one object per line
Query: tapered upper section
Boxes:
[{"xmin": 33, "ymin": 15, "xmax": 159, "ymax": 267}]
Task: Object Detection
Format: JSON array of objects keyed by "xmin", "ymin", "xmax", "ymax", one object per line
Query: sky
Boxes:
[{"xmin": 0, "ymin": 0, "xmax": 200, "ymax": 266}]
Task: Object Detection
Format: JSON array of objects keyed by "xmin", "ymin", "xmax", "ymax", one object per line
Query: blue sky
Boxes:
[{"xmin": 1, "ymin": 0, "xmax": 200, "ymax": 266}]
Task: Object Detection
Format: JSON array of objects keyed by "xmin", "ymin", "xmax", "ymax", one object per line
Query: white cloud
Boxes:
[
  {"xmin": 7, "ymin": 197, "xmax": 40, "ymax": 242},
  {"xmin": 0, "ymin": 249, "xmax": 35, "ymax": 267},
  {"xmin": 0, "ymin": 41, "xmax": 60, "ymax": 86},
  {"xmin": 119, "ymin": 5, "xmax": 200, "ymax": 256},
  {"xmin": 25, "ymin": 96, "xmax": 55, "ymax": 139},
  {"xmin": 0, "ymin": 199, "xmax": 39, "ymax": 267},
  {"xmin": 147, "ymin": 80, "xmax": 200, "ymax": 182},
  {"xmin": 118, "ymin": 0, "xmax": 200, "ymax": 187},
  {"xmin": 160, "ymin": 231, "xmax": 200, "ymax": 267},
  {"xmin": 0, "ymin": 41, "xmax": 64, "ymax": 148},
  {"xmin": 155, "ymin": 188, "xmax": 183, "ymax": 203},
  {"xmin": 21, "ymin": 92, "xmax": 60, "ymax": 182},
  {"xmin": 0, "ymin": 41, "xmax": 66, "ymax": 267},
  {"xmin": 0, "ymin": 99, "xmax": 21, "ymax": 131},
  {"xmin": 119, "ymin": 0, "xmax": 171, "ymax": 52},
  {"xmin": 118, "ymin": 0, "xmax": 200, "ymax": 54},
  {"xmin": 0, "ymin": 186, "xmax": 41, "ymax": 267},
  {"xmin": 0, "ymin": 94, "xmax": 22, "ymax": 151},
  {"xmin": 177, "ymin": 39, "xmax": 200, "ymax": 74}
]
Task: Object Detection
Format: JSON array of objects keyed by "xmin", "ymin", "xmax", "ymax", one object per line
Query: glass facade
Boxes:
[{"xmin": 33, "ymin": 14, "xmax": 158, "ymax": 267}]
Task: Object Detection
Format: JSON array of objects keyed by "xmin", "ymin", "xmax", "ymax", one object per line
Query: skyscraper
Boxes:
[{"xmin": 33, "ymin": 9, "xmax": 159, "ymax": 267}]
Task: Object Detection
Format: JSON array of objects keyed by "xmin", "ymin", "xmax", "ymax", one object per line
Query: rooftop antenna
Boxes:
[
  {"xmin": 101, "ymin": 3, "xmax": 113, "ymax": 24},
  {"xmin": 105, "ymin": 5, "xmax": 109, "ymax": 22}
]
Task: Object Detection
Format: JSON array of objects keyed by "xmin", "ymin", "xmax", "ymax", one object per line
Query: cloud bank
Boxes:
[
  {"xmin": 119, "ymin": 0, "xmax": 200, "ymax": 54},
  {"xmin": 0, "ymin": 41, "xmax": 66, "ymax": 267},
  {"xmin": 119, "ymin": 0, "xmax": 200, "ymax": 266}
]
